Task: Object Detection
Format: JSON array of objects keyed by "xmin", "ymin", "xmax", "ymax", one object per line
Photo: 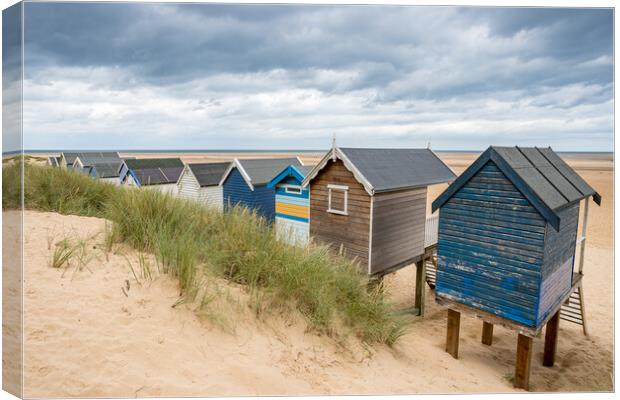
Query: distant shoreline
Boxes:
[{"xmin": 7, "ymin": 149, "xmax": 615, "ymax": 157}]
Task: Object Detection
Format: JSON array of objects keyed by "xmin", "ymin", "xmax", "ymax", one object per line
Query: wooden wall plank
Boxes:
[{"xmin": 370, "ymin": 187, "xmax": 427, "ymax": 274}]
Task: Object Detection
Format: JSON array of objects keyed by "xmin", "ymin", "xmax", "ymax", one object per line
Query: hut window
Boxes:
[
  {"xmin": 285, "ymin": 186, "xmax": 302, "ymax": 195},
  {"xmin": 327, "ymin": 184, "xmax": 348, "ymax": 215}
]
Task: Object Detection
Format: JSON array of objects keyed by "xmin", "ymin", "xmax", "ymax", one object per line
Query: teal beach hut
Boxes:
[{"xmin": 267, "ymin": 164, "xmax": 314, "ymax": 245}]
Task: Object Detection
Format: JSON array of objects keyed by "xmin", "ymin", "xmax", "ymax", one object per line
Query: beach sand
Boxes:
[{"xmin": 12, "ymin": 153, "xmax": 613, "ymax": 396}]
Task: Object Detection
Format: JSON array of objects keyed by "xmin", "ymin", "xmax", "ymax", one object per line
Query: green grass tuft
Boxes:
[{"xmin": 50, "ymin": 238, "xmax": 76, "ymax": 269}]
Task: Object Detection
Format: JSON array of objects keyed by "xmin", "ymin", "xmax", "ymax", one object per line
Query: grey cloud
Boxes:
[
  {"xmin": 24, "ymin": 5, "xmax": 612, "ymax": 93},
  {"xmin": 18, "ymin": 3, "xmax": 614, "ymax": 151}
]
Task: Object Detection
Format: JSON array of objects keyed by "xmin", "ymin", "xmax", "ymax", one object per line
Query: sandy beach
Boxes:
[{"xmin": 12, "ymin": 152, "xmax": 613, "ymax": 396}]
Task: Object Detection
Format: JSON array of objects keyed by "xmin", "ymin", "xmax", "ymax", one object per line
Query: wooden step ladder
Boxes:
[
  {"xmin": 560, "ymin": 198, "xmax": 590, "ymax": 336},
  {"xmin": 425, "ymin": 255, "xmax": 437, "ymax": 289},
  {"xmin": 560, "ymin": 280, "xmax": 587, "ymax": 335}
]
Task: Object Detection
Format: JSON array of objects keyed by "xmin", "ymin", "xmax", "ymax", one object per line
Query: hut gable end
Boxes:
[
  {"xmin": 436, "ymin": 160, "xmax": 546, "ymax": 327},
  {"xmin": 309, "ymin": 159, "xmax": 371, "ymax": 269},
  {"xmin": 178, "ymin": 167, "xmax": 201, "ymax": 200}
]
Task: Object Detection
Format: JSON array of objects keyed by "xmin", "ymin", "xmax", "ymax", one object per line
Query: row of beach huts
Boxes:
[
  {"xmin": 49, "ymin": 147, "xmax": 457, "ymax": 277},
  {"xmin": 48, "ymin": 145, "xmax": 600, "ymax": 390}
]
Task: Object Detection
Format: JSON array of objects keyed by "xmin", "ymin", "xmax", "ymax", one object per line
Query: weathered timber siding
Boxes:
[
  {"xmin": 100, "ymin": 177, "xmax": 120, "ymax": 186},
  {"xmin": 309, "ymin": 159, "xmax": 371, "ymax": 270},
  {"xmin": 119, "ymin": 163, "xmax": 130, "ymax": 184},
  {"xmin": 253, "ymin": 185, "xmax": 277, "ymax": 222},
  {"xmin": 178, "ymin": 168, "xmax": 223, "ymax": 210},
  {"xmin": 537, "ymin": 203, "xmax": 579, "ymax": 325},
  {"xmin": 144, "ymin": 183, "xmax": 178, "ymax": 196},
  {"xmin": 370, "ymin": 187, "xmax": 427, "ymax": 274},
  {"xmin": 201, "ymin": 186, "xmax": 224, "ymax": 211},
  {"xmin": 274, "ymin": 176, "xmax": 310, "ymax": 245},
  {"xmin": 178, "ymin": 168, "xmax": 201, "ymax": 200},
  {"xmin": 223, "ymin": 168, "xmax": 276, "ymax": 221},
  {"xmin": 436, "ymin": 161, "xmax": 546, "ymax": 327},
  {"xmin": 275, "ymin": 217, "xmax": 309, "ymax": 245}
]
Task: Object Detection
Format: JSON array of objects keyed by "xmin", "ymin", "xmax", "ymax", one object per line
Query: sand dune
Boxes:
[{"xmin": 14, "ymin": 154, "xmax": 614, "ymax": 396}]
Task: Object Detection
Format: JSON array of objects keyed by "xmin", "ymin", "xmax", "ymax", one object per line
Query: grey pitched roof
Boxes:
[
  {"xmin": 187, "ymin": 162, "xmax": 231, "ymax": 187},
  {"xmin": 338, "ymin": 148, "xmax": 457, "ymax": 193},
  {"xmin": 432, "ymin": 146, "xmax": 601, "ymax": 231},
  {"xmin": 91, "ymin": 162, "xmax": 121, "ymax": 178},
  {"xmin": 124, "ymin": 158, "xmax": 184, "ymax": 185},
  {"xmin": 491, "ymin": 146, "xmax": 601, "ymax": 209},
  {"xmin": 238, "ymin": 158, "xmax": 302, "ymax": 186},
  {"xmin": 125, "ymin": 158, "xmax": 184, "ymax": 169},
  {"xmin": 63, "ymin": 152, "xmax": 121, "ymax": 165},
  {"xmin": 133, "ymin": 167, "xmax": 184, "ymax": 185},
  {"xmin": 297, "ymin": 165, "xmax": 315, "ymax": 176}
]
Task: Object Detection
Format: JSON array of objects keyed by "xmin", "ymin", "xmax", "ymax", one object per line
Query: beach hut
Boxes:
[
  {"xmin": 266, "ymin": 164, "xmax": 315, "ymax": 245},
  {"xmin": 88, "ymin": 162, "xmax": 124, "ymax": 185},
  {"xmin": 219, "ymin": 157, "xmax": 303, "ymax": 221},
  {"xmin": 60, "ymin": 151, "xmax": 121, "ymax": 169},
  {"xmin": 177, "ymin": 162, "xmax": 230, "ymax": 210},
  {"xmin": 70, "ymin": 152, "xmax": 124, "ymax": 184},
  {"xmin": 47, "ymin": 156, "xmax": 60, "ymax": 167},
  {"xmin": 431, "ymin": 146, "xmax": 601, "ymax": 389},
  {"xmin": 119, "ymin": 158, "xmax": 184, "ymax": 195},
  {"xmin": 301, "ymin": 146, "xmax": 456, "ymax": 276}
]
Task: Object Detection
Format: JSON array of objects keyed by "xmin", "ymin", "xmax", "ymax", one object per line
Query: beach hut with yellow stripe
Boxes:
[{"xmin": 267, "ymin": 164, "xmax": 314, "ymax": 245}]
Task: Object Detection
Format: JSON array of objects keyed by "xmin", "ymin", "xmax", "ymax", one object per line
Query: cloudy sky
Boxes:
[{"xmin": 18, "ymin": 3, "xmax": 614, "ymax": 151}]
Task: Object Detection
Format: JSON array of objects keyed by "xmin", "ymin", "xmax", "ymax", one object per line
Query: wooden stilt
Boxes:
[
  {"xmin": 543, "ymin": 311, "xmax": 560, "ymax": 367},
  {"xmin": 514, "ymin": 334, "xmax": 533, "ymax": 390},
  {"xmin": 481, "ymin": 322, "xmax": 494, "ymax": 346},
  {"xmin": 414, "ymin": 259, "xmax": 426, "ymax": 316},
  {"xmin": 579, "ymin": 284, "xmax": 588, "ymax": 336},
  {"xmin": 446, "ymin": 309, "xmax": 460, "ymax": 358}
]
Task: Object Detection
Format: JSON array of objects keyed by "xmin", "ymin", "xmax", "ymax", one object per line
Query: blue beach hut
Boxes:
[
  {"xmin": 219, "ymin": 157, "xmax": 303, "ymax": 222},
  {"xmin": 431, "ymin": 146, "xmax": 601, "ymax": 389},
  {"xmin": 267, "ymin": 164, "xmax": 314, "ymax": 244}
]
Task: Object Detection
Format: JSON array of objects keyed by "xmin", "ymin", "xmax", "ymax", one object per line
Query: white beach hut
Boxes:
[{"xmin": 177, "ymin": 162, "xmax": 230, "ymax": 210}]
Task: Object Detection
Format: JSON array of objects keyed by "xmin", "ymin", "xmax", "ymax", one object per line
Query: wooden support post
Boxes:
[
  {"xmin": 514, "ymin": 334, "xmax": 533, "ymax": 390},
  {"xmin": 446, "ymin": 309, "xmax": 460, "ymax": 359},
  {"xmin": 481, "ymin": 322, "xmax": 494, "ymax": 346},
  {"xmin": 578, "ymin": 198, "xmax": 590, "ymax": 274},
  {"xmin": 414, "ymin": 259, "xmax": 426, "ymax": 316},
  {"xmin": 543, "ymin": 311, "xmax": 560, "ymax": 367},
  {"xmin": 579, "ymin": 284, "xmax": 588, "ymax": 336}
]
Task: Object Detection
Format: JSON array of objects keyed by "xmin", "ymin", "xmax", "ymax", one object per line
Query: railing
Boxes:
[{"xmin": 424, "ymin": 212, "xmax": 439, "ymax": 248}]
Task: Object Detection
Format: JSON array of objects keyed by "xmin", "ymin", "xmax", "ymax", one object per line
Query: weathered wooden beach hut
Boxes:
[
  {"xmin": 301, "ymin": 146, "xmax": 456, "ymax": 276},
  {"xmin": 219, "ymin": 158, "xmax": 303, "ymax": 222},
  {"xmin": 119, "ymin": 158, "xmax": 184, "ymax": 195},
  {"xmin": 88, "ymin": 162, "xmax": 124, "ymax": 185},
  {"xmin": 177, "ymin": 162, "xmax": 230, "ymax": 211},
  {"xmin": 266, "ymin": 164, "xmax": 314, "ymax": 245},
  {"xmin": 431, "ymin": 146, "xmax": 601, "ymax": 390}
]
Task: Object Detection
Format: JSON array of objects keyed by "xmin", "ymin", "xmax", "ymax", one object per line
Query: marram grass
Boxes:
[{"xmin": 3, "ymin": 161, "xmax": 411, "ymax": 346}]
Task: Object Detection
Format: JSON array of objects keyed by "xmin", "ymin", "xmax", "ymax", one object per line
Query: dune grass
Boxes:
[
  {"xmin": 3, "ymin": 161, "xmax": 411, "ymax": 346},
  {"xmin": 50, "ymin": 238, "xmax": 76, "ymax": 269}
]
